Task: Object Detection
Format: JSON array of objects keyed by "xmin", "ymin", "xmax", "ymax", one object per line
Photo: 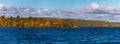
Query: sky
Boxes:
[
  {"xmin": 0, "ymin": 0, "xmax": 120, "ymax": 9},
  {"xmin": 0, "ymin": 0, "xmax": 120, "ymax": 22}
]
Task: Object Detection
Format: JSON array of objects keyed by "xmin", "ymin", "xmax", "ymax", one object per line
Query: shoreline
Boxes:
[{"xmin": 0, "ymin": 17, "xmax": 77, "ymax": 28}]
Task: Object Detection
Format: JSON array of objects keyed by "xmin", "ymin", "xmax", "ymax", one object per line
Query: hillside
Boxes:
[
  {"xmin": 0, "ymin": 16, "xmax": 120, "ymax": 28},
  {"xmin": 67, "ymin": 19, "xmax": 120, "ymax": 27},
  {"xmin": 0, "ymin": 16, "xmax": 77, "ymax": 28}
]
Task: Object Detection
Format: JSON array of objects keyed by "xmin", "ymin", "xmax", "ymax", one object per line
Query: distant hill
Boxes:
[{"xmin": 66, "ymin": 19, "xmax": 120, "ymax": 27}]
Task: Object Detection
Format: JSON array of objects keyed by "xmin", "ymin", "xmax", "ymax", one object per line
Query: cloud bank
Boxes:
[{"xmin": 0, "ymin": 3, "xmax": 120, "ymax": 22}]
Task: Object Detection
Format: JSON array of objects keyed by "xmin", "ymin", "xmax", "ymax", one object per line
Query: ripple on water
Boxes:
[{"xmin": 0, "ymin": 27, "xmax": 120, "ymax": 44}]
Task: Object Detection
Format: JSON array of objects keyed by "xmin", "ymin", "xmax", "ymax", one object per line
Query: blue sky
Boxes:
[
  {"xmin": 0, "ymin": 0, "xmax": 120, "ymax": 9},
  {"xmin": 0, "ymin": 0, "xmax": 120, "ymax": 22}
]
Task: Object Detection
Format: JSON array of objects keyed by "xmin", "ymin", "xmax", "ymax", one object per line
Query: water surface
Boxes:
[{"xmin": 0, "ymin": 27, "xmax": 120, "ymax": 44}]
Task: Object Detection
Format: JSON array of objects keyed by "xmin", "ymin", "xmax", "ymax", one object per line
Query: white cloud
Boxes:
[
  {"xmin": 88, "ymin": 3, "xmax": 101, "ymax": 9},
  {"xmin": 0, "ymin": 4, "xmax": 4, "ymax": 7},
  {"xmin": 107, "ymin": 6, "xmax": 114, "ymax": 11},
  {"xmin": 0, "ymin": 4, "xmax": 4, "ymax": 10}
]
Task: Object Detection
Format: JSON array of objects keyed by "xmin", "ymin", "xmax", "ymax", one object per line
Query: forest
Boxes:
[
  {"xmin": 0, "ymin": 15, "xmax": 77, "ymax": 28},
  {"xmin": 0, "ymin": 15, "xmax": 120, "ymax": 28}
]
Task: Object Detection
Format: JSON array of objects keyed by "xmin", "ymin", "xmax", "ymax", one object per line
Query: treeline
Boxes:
[
  {"xmin": 1, "ymin": 15, "xmax": 120, "ymax": 27},
  {"xmin": 0, "ymin": 15, "xmax": 77, "ymax": 28},
  {"xmin": 73, "ymin": 20, "xmax": 120, "ymax": 27}
]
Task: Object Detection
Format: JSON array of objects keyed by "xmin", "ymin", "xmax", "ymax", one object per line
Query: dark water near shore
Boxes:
[{"xmin": 0, "ymin": 27, "xmax": 120, "ymax": 44}]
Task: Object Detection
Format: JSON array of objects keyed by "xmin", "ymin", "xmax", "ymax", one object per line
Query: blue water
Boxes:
[{"xmin": 0, "ymin": 27, "xmax": 120, "ymax": 44}]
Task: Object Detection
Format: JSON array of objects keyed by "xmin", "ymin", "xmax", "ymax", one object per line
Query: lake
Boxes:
[{"xmin": 0, "ymin": 27, "xmax": 120, "ymax": 44}]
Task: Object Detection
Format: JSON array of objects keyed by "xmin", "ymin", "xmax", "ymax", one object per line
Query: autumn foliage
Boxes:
[
  {"xmin": 0, "ymin": 16, "xmax": 77, "ymax": 28},
  {"xmin": 1, "ymin": 15, "xmax": 119, "ymax": 28}
]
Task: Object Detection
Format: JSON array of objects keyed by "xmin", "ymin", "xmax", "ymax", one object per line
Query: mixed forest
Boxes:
[
  {"xmin": 0, "ymin": 15, "xmax": 120, "ymax": 28},
  {"xmin": 0, "ymin": 15, "xmax": 77, "ymax": 28}
]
